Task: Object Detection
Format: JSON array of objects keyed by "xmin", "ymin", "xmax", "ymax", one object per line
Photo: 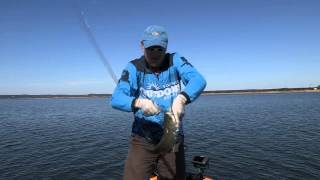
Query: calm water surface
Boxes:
[{"xmin": 0, "ymin": 93, "xmax": 319, "ymax": 179}]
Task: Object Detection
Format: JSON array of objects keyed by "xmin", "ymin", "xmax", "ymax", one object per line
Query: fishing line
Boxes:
[{"xmin": 75, "ymin": 7, "xmax": 118, "ymax": 84}]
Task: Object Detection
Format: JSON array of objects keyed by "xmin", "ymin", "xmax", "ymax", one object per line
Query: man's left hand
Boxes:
[{"xmin": 171, "ymin": 94, "xmax": 187, "ymax": 123}]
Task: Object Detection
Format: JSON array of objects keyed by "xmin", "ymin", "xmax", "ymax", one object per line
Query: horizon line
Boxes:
[{"xmin": 0, "ymin": 86, "xmax": 319, "ymax": 96}]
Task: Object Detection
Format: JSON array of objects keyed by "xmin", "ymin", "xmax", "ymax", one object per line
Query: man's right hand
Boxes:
[{"xmin": 134, "ymin": 99, "xmax": 160, "ymax": 116}]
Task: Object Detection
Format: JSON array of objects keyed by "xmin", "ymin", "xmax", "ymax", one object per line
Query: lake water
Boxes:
[{"xmin": 1, "ymin": 93, "xmax": 319, "ymax": 179}]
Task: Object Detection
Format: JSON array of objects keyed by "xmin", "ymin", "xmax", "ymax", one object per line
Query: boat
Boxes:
[
  {"xmin": 150, "ymin": 155, "xmax": 214, "ymax": 180},
  {"xmin": 150, "ymin": 175, "xmax": 213, "ymax": 180}
]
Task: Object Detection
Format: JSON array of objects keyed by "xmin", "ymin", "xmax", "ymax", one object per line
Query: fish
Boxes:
[{"xmin": 151, "ymin": 111, "xmax": 180, "ymax": 153}]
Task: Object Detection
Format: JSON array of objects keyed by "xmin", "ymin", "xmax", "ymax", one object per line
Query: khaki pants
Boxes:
[{"xmin": 123, "ymin": 135, "xmax": 186, "ymax": 180}]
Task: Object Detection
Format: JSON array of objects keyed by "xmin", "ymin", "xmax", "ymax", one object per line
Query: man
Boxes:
[{"xmin": 111, "ymin": 25, "xmax": 206, "ymax": 180}]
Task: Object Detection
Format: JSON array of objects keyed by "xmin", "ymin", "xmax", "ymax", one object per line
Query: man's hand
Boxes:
[
  {"xmin": 134, "ymin": 99, "xmax": 160, "ymax": 116},
  {"xmin": 171, "ymin": 94, "xmax": 187, "ymax": 122}
]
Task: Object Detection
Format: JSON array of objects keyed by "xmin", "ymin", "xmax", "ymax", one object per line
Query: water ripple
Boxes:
[{"xmin": 1, "ymin": 93, "xmax": 320, "ymax": 179}]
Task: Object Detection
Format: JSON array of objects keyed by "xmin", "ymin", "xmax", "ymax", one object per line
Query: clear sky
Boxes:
[{"xmin": 1, "ymin": 0, "xmax": 319, "ymax": 95}]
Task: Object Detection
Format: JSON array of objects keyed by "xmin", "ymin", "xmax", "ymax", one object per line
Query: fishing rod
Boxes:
[{"xmin": 76, "ymin": 10, "xmax": 118, "ymax": 84}]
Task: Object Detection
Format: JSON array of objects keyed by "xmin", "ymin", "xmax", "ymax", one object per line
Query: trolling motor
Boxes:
[
  {"xmin": 186, "ymin": 155, "xmax": 211, "ymax": 180},
  {"xmin": 151, "ymin": 155, "xmax": 212, "ymax": 180}
]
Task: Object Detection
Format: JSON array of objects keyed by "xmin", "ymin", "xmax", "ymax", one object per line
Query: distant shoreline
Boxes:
[
  {"xmin": 202, "ymin": 87, "xmax": 320, "ymax": 95},
  {"xmin": 0, "ymin": 87, "xmax": 319, "ymax": 99}
]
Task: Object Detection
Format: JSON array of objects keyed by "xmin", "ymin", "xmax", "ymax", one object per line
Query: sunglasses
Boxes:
[{"xmin": 146, "ymin": 47, "xmax": 165, "ymax": 52}]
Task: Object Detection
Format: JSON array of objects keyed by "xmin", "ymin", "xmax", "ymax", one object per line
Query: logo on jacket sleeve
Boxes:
[
  {"xmin": 120, "ymin": 70, "xmax": 129, "ymax": 82},
  {"xmin": 181, "ymin": 57, "xmax": 193, "ymax": 67}
]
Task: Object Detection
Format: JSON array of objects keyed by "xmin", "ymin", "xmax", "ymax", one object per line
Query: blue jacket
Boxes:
[{"xmin": 111, "ymin": 53, "xmax": 206, "ymax": 143}]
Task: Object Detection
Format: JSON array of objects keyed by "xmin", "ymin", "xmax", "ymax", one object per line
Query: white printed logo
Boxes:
[
  {"xmin": 140, "ymin": 83, "xmax": 180, "ymax": 99},
  {"xmin": 152, "ymin": 31, "xmax": 160, "ymax": 36}
]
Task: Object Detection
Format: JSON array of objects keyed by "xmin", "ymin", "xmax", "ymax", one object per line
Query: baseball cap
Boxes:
[{"xmin": 142, "ymin": 25, "xmax": 168, "ymax": 49}]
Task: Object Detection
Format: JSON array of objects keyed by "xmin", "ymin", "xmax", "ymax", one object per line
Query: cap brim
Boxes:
[{"xmin": 143, "ymin": 39, "xmax": 167, "ymax": 49}]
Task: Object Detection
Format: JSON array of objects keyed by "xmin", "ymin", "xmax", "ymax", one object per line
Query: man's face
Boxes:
[{"xmin": 143, "ymin": 45, "xmax": 166, "ymax": 68}]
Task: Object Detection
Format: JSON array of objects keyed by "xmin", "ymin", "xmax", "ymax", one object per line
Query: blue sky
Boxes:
[{"xmin": 1, "ymin": 0, "xmax": 319, "ymax": 95}]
